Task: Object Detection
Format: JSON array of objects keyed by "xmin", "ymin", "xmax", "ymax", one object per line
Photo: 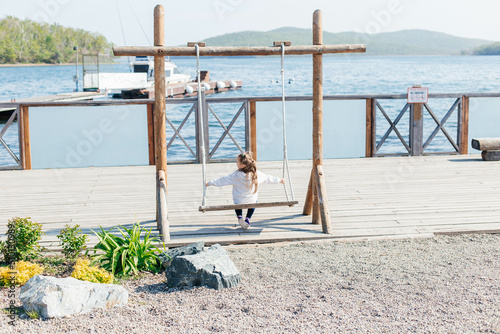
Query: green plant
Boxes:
[
  {"xmin": 57, "ymin": 225, "xmax": 88, "ymax": 259},
  {"xmin": 25, "ymin": 309, "xmax": 40, "ymax": 319},
  {"xmin": 90, "ymin": 223, "xmax": 164, "ymax": 277},
  {"xmin": 0, "ymin": 217, "xmax": 43, "ymax": 262},
  {"xmin": 71, "ymin": 258, "xmax": 114, "ymax": 284},
  {"xmin": 0, "ymin": 261, "xmax": 44, "ymax": 286}
]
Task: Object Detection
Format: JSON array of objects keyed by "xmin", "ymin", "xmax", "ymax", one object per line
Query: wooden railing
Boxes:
[
  {"xmin": 1, "ymin": 92, "xmax": 499, "ymax": 169},
  {"xmin": 368, "ymin": 93, "xmax": 466, "ymax": 156}
]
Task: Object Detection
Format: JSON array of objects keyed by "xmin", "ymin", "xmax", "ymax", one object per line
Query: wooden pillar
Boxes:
[
  {"xmin": 315, "ymin": 165, "xmax": 332, "ymax": 234},
  {"xmin": 460, "ymin": 96, "xmax": 469, "ymax": 155},
  {"xmin": 147, "ymin": 103, "xmax": 155, "ymax": 165},
  {"xmin": 302, "ymin": 168, "xmax": 314, "ymax": 215},
  {"xmin": 249, "ymin": 100, "xmax": 257, "ymax": 160},
  {"xmin": 311, "ymin": 9, "xmax": 323, "ymax": 224},
  {"xmin": 409, "ymin": 84, "xmax": 424, "ymax": 156},
  {"xmin": 411, "ymin": 102, "xmax": 423, "ymax": 156},
  {"xmin": 365, "ymin": 98, "xmax": 375, "ymax": 157},
  {"xmin": 154, "ymin": 5, "xmax": 169, "ymax": 241},
  {"xmin": 20, "ymin": 106, "xmax": 31, "ymax": 170}
]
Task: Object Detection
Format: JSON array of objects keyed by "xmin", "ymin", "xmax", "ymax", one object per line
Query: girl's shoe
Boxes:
[
  {"xmin": 245, "ymin": 217, "xmax": 251, "ymax": 228},
  {"xmin": 238, "ymin": 216, "xmax": 249, "ymax": 230}
]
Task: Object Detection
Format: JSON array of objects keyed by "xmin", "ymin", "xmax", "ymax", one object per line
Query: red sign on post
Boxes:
[{"xmin": 407, "ymin": 87, "xmax": 428, "ymax": 103}]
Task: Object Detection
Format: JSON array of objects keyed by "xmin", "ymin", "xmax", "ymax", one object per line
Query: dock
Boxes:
[
  {"xmin": 1, "ymin": 154, "xmax": 499, "ymax": 251},
  {"xmin": 0, "ymin": 91, "xmax": 107, "ymax": 118}
]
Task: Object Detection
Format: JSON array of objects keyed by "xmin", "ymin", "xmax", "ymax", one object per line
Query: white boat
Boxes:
[{"xmin": 83, "ymin": 56, "xmax": 191, "ymax": 97}]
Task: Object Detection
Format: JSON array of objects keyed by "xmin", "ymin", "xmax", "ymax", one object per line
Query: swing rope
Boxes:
[
  {"xmin": 280, "ymin": 43, "xmax": 295, "ymax": 202},
  {"xmin": 196, "ymin": 44, "xmax": 208, "ymax": 207}
]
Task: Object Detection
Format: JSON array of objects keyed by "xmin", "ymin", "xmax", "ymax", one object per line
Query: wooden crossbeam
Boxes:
[{"xmin": 113, "ymin": 44, "xmax": 366, "ymax": 57}]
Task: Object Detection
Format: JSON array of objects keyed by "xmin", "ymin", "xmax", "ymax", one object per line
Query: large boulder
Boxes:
[
  {"xmin": 165, "ymin": 244, "xmax": 240, "ymax": 290},
  {"xmin": 20, "ymin": 275, "xmax": 128, "ymax": 318},
  {"xmin": 159, "ymin": 241, "xmax": 205, "ymax": 268}
]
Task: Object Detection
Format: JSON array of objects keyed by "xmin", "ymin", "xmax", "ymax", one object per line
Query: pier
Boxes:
[
  {"xmin": 1, "ymin": 91, "xmax": 500, "ymax": 249},
  {"xmin": 1, "ymin": 154, "xmax": 499, "ymax": 251}
]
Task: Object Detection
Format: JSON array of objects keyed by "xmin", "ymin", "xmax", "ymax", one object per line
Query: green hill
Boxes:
[
  {"xmin": 0, "ymin": 16, "xmax": 113, "ymax": 64},
  {"xmin": 203, "ymin": 28, "xmax": 493, "ymax": 56}
]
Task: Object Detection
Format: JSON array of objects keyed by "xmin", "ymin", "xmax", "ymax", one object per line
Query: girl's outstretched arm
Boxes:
[
  {"xmin": 257, "ymin": 170, "xmax": 283, "ymax": 184},
  {"xmin": 206, "ymin": 171, "xmax": 239, "ymax": 187}
]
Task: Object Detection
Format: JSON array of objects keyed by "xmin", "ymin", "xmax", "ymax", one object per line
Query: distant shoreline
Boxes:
[
  {"xmin": 0, "ymin": 62, "xmax": 117, "ymax": 68},
  {"xmin": 0, "ymin": 63, "xmax": 77, "ymax": 67}
]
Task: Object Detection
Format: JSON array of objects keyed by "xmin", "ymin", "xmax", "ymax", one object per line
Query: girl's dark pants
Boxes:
[{"xmin": 235, "ymin": 208, "xmax": 255, "ymax": 219}]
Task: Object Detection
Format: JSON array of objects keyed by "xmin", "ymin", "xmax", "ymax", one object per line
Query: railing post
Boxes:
[
  {"xmin": 20, "ymin": 106, "xmax": 32, "ymax": 170},
  {"xmin": 460, "ymin": 95, "xmax": 469, "ymax": 154},
  {"xmin": 410, "ymin": 84, "xmax": 424, "ymax": 156},
  {"xmin": 366, "ymin": 98, "xmax": 375, "ymax": 157},
  {"xmin": 249, "ymin": 100, "xmax": 257, "ymax": 160}
]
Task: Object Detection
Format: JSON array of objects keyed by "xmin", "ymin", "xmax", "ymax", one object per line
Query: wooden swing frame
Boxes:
[{"xmin": 113, "ymin": 5, "xmax": 366, "ymax": 241}]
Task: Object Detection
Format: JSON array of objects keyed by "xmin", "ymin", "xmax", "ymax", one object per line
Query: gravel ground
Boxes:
[{"xmin": 1, "ymin": 233, "xmax": 499, "ymax": 333}]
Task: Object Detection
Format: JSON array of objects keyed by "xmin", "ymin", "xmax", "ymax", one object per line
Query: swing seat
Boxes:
[{"xmin": 199, "ymin": 201, "xmax": 299, "ymax": 212}]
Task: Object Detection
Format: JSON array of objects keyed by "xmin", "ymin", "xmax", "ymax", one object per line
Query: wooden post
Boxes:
[
  {"xmin": 460, "ymin": 96, "xmax": 469, "ymax": 155},
  {"xmin": 249, "ymin": 100, "xmax": 257, "ymax": 160},
  {"xmin": 147, "ymin": 103, "xmax": 155, "ymax": 166},
  {"xmin": 311, "ymin": 9, "xmax": 323, "ymax": 224},
  {"xmin": 315, "ymin": 165, "xmax": 332, "ymax": 234},
  {"xmin": 366, "ymin": 98, "xmax": 375, "ymax": 157},
  {"xmin": 20, "ymin": 106, "xmax": 32, "ymax": 170},
  {"xmin": 154, "ymin": 5, "xmax": 169, "ymax": 241},
  {"xmin": 410, "ymin": 84, "xmax": 424, "ymax": 156},
  {"xmin": 302, "ymin": 168, "xmax": 314, "ymax": 215},
  {"xmin": 411, "ymin": 103, "xmax": 423, "ymax": 155}
]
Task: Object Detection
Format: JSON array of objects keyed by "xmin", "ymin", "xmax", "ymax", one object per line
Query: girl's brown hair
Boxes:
[{"xmin": 238, "ymin": 151, "xmax": 258, "ymax": 193}]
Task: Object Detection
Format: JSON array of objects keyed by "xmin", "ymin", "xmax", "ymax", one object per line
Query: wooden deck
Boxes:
[{"xmin": 1, "ymin": 155, "xmax": 499, "ymax": 251}]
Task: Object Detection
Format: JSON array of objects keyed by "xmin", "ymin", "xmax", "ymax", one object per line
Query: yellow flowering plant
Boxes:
[
  {"xmin": 71, "ymin": 258, "xmax": 114, "ymax": 284},
  {"xmin": 0, "ymin": 261, "xmax": 44, "ymax": 286}
]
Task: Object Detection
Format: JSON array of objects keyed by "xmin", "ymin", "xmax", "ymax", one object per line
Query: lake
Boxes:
[{"xmin": 1, "ymin": 55, "xmax": 500, "ymax": 166}]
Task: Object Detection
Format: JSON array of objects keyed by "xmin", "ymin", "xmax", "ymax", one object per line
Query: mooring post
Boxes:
[{"xmin": 154, "ymin": 5, "xmax": 169, "ymax": 242}]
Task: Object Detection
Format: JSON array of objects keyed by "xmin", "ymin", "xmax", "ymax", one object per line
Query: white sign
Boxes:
[{"xmin": 407, "ymin": 87, "xmax": 428, "ymax": 103}]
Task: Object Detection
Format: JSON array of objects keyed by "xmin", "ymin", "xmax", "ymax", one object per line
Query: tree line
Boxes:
[
  {"xmin": 472, "ymin": 42, "xmax": 500, "ymax": 55},
  {"xmin": 0, "ymin": 16, "xmax": 113, "ymax": 64}
]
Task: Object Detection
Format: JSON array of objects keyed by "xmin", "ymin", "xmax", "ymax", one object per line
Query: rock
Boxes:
[
  {"xmin": 20, "ymin": 275, "xmax": 128, "ymax": 318},
  {"xmin": 159, "ymin": 241, "xmax": 205, "ymax": 268},
  {"xmin": 165, "ymin": 244, "xmax": 240, "ymax": 290}
]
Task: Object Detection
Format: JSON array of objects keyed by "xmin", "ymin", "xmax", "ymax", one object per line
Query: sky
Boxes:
[{"xmin": 1, "ymin": 0, "xmax": 500, "ymax": 47}]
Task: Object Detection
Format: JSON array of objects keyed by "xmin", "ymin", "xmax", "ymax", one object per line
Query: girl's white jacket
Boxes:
[{"xmin": 207, "ymin": 170, "xmax": 281, "ymax": 204}]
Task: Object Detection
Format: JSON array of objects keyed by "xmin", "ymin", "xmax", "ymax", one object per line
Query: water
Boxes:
[{"xmin": 2, "ymin": 55, "xmax": 500, "ymax": 166}]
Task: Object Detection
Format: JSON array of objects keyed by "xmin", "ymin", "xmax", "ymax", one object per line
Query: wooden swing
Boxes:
[
  {"xmin": 113, "ymin": 6, "xmax": 366, "ymax": 241},
  {"xmin": 196, "ymin": 42, "xmax": 298, "ymax": 212}
]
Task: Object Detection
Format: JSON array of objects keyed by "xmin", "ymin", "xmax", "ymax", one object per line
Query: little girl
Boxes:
[{"xmin": 205, "ymin": 151, "xmax": 284, "ymax": 229}]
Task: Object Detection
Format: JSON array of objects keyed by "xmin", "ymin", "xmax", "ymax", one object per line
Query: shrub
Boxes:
[
  {"xmin": 0, "ymin": 261, "xmax": 44, "ymax": 286},
  {"xmin": 57, "ymin": 224, "xmax": 88, "ymax": 259},
  {"xmin": 0, "ymin": 217, "xmax": 43, "ymax": 262},
  {"xmin": 90, "ymin": 223, "xmax": 164, "ymax": 277},
  {"xmin": 71, "ymin": 258, "xmax": 114, "ymax": 284}
]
